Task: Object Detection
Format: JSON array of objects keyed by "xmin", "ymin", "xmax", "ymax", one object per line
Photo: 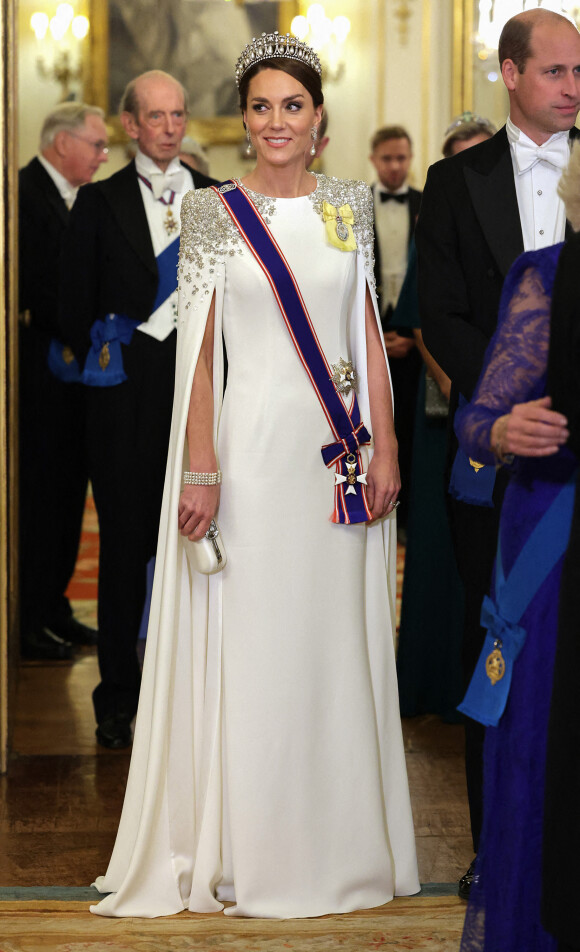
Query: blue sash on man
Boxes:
[
  {"xmin": 81, "ymin": 237, "xmax": 180, "ymax": 387},
  {"xmin": 213, "ymin": 180, "xmax": 372, "ymax": 525},
  {"xmin": 47, "ymin": 338, "xmax": 82, "ymax": 383}
]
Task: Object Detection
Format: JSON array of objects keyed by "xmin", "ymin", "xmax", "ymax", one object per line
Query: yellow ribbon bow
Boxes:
[{"xmin": 321, "ymin": 201, "xmax": 357, "ymax": 252}]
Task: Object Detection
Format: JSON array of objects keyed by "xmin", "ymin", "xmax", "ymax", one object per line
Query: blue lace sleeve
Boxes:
[{"xmin": 455, "ymin": 244, "xmax": 563, "ymax": 465}]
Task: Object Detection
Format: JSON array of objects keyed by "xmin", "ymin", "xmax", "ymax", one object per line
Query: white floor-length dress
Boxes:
[{"xmin": 91, "ymin": 174, "xmax": 419, "ymax": 920}]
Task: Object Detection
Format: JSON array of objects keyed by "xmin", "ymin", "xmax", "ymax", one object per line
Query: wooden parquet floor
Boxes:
[
  {"xmin": 0, "ymin": 896, "xmax": 466, "ymax": 951},
  {"xmin": 0, "ymin": 511, "xmax": 470, "ymax": 949}
]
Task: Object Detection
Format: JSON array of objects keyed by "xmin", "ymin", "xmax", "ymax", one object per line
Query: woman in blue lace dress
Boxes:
[{"xmin": 456, "ymin": 151, "xmax": 580, "ymax": 952}]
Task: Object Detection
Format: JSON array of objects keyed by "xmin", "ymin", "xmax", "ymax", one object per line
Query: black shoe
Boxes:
[
  {"xmin": 21, "ymin": 627, "xmax": 75, "ymax": 661},
  {"xmin": 96, "ymin": 714, "xmax": 133, "ymax": 750},
  {"xmin": 458, "ymin": 858, "xmax": 478, "ymax": 901},
  {"xmin": 44, "ymin": 616, "xmax": 98, "ymax": 646}
]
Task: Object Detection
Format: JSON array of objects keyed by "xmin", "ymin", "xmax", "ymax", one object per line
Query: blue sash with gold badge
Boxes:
[
  {"xmin": 213, "ymin": 180, "xmax": 372, "ymax": 524},
  {"xmin": 81, "ymin": 236, "xmax": 180, "ymax": 387},
  {"xmin": 47, "ymin": 338, "xmax": 82, "ymax": 383}
]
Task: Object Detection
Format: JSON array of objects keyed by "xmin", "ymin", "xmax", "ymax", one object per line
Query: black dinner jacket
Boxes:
[
  {"xmin": 372, "ymin": 184, "xmax": 422, "ymax": 315},
  {"xmin": 416, "ymin": 125, "xmax": 579, "ymax": 403},
  {"xmin": 19, "ymin": 157, "xmax": 70, "ymax": 341},
  {"xmin": 59, "ymin": 159, "xmax": 216, "ymax": 361}
]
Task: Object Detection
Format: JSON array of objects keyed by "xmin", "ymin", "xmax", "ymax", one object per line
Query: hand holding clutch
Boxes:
[{"xmin": 185, "ymin": 520, "xmax": 226, "ymax": 575}]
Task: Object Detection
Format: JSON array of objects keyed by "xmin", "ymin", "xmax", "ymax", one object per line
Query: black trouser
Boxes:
[
  {"xmin": 447, "ymin": 482, "xmax": 505, "ymax": 853},
  {"xmin": 380, "ymin": 306, "xmax": 421, "ymax": 530},
  {"xmin": 19, "ymin": 325, "xmax": 88, "ymax": 636},
  {"xmin": 87, "ymin": 330, "xmax": 176, "ymax": 724},
  {"xmin": 388, "ymin": 349, "xmax": 422, "ymax": 530}
]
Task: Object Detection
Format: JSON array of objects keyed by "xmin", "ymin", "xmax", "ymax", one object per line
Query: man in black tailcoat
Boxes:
[
  {"xmin": 19, "ymin": 102, "xmax": 109, "ymax": 659},
  {"xmin": 415, "ymin": 8, "xmax": 580, "ymax": 897},
  {"xmin": 370, "ymin": 126, "xmax": 422, "ymax": 537},
  {"xmin": 60, "ymin": 70, "xmax": 216, "ymax": 749}
]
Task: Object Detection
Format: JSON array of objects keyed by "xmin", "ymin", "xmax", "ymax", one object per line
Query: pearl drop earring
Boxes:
[{"xmin": 310, "ymin": 127, "xmax": 318, "ymax": 157}]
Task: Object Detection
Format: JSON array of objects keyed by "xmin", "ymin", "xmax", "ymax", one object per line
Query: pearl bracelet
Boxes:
[{"xmin": 183, "ymin": 470, "xmax": 222, "ymax": 486}]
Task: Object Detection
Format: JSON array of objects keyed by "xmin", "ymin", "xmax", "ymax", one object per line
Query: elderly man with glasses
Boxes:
[
  {"xmin": 19, "ymin": 101, "xmax": 109, "ymax": 662},
  {"xmin": 60, "ymin": 71, "xmax": 216, "ymax": 749}
]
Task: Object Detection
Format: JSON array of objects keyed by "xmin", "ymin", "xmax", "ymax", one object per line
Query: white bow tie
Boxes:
[
  {"xmin": 148, "ymin": 168, "xmax": 185, "ymax": 200},
  {"xmin": 513, "ymin": 137, "xmax": 569, "ymax": 175}
]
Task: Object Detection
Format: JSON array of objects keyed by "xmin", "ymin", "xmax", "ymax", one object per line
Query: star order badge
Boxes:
[
  {"xmin": 334, "ymin": 453, "xmax": 367, "ymax": 496},
  {"xmin": 330, "ymin": 358, "xmax": 358, "ymax": 396},
  {"xmin": 164, "ymin": 208, "xmax": 179, "ymax": 236}
]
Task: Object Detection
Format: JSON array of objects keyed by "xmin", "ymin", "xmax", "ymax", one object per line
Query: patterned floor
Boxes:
[{"xmin": 0, "ymin": 895, "xmax": 465, "ymax": 952}]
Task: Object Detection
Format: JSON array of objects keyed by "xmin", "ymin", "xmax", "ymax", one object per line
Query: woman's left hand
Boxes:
[
  {"xmin": 491, "ymin": 397, "xmax": 569, "ymax": 459},
  {"xmin": 365, "ymin": 449, "xmax": 401, "ymax": 522}
]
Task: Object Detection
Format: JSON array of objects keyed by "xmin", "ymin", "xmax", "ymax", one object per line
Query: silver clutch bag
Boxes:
[
  {"xmin": 424, "ymin": 374, "xmax": 449, "ymax": 419},
  {"xmin": 185, "ymin": 519, "xmax": 226, "ymax": 575}
]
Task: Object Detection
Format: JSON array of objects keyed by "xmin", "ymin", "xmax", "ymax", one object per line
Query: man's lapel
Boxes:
[
  {"xmin": 29, "ymin": 157, "xmax": 69, "ymax": 226},
  {"xmin": 408, "ymin": 187, "xmax": 421, "ymax": 244},
  {"xmin": 102, "ymin": 161, "xmax": 157, "ymax": 276},
  {"xmin": 463, "ymin": 127, "xmax": 523, "ymax": 279}
]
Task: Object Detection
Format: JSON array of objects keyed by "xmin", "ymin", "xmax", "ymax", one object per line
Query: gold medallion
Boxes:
[
  {"xmin": 62, "ymin": 345, "xmax": 75, "ymax": 365},
  {"xmin": 485, "ymin": 647, "xmax": 505, "ymax": 685},
  {"xmin": 469, "ymin": 458, "xmax": 485, "ymax": 473},
  {"xmin": 164, "ymin": 207, "xmax": 179, "ymax": 236},
  {"xmin": 99, "ymin": 342, "xmax": 110, "ymax": 371}
]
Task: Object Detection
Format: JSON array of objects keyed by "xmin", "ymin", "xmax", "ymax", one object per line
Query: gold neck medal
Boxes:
[{"xmin": 163, "ymin": 207, "xmax": 179, "ymax": 236}]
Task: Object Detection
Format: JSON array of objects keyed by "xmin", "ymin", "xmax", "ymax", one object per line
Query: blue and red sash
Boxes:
[{"xmin": 213, "ymin": 180, "xmax": 372, "ymax": 524}]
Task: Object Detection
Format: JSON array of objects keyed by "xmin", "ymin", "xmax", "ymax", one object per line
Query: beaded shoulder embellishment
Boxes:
[
  {"xmin": 178, "ymin": 183, "xmax": 280, "ymax": 278},
  {"xmin": 309, "ymin": 174, "xmax": 376, "ymax": 288},
  {"xmin": 178, "ymin": 176, "xmax": 376, "ymax": 292},
  {"xmin": 178, "ymin": 187, "xmax": 242, "ymax": 276}
]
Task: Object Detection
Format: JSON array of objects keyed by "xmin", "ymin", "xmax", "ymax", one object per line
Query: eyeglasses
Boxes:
[{"xmin": 67, "ymin": 132, "xmax": 109, "ymax": 155}]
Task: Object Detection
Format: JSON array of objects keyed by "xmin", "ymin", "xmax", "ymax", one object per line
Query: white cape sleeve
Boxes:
[{"xmin": 91, "ymin": 188, "xmax": 229, "ymax": 918}]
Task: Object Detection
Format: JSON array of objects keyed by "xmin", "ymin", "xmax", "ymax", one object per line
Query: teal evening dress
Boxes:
[{"xmin": 394, "ymin": 240, "xmax": 464, "ymax": 721}]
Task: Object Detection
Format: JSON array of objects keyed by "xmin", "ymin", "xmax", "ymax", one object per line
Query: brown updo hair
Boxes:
[
  {"xmin": 239, "ymin": 58, "xmax": 324, "ymax": 116},
  {"xmin": 442, "ymin": 119, "xmax": 495, "ymax": 158}
]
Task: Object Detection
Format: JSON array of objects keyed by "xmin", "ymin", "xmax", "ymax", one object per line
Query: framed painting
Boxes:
[{"xmin": 86, "ymin": 0, "xmax": 299, "ymax": 145}]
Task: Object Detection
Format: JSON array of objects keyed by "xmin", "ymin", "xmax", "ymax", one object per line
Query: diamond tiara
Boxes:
[{"xmin": 235, "ymin": 32, "xmax": 322, "ymax": 88}]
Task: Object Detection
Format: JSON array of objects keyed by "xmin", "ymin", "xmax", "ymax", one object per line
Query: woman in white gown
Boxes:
[{"xmin": 91, "ymin": 34, "xmax": 419, "ymax": 920}]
